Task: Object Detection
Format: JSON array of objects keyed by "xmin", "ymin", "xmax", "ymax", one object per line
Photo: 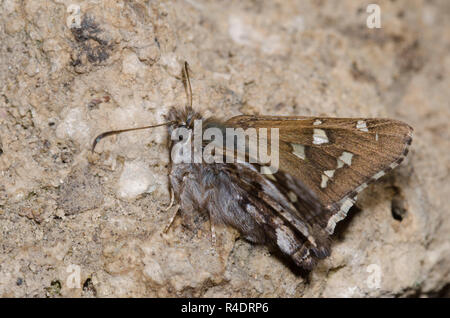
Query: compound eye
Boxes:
[{"xmin": 178, "ymin": 135, "xmax": 183, "ymax": 141}]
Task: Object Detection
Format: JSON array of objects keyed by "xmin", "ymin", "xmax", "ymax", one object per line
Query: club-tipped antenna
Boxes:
[{"xmin": 91, "ymin": 121, "xmax": 174, "ymax": 153}]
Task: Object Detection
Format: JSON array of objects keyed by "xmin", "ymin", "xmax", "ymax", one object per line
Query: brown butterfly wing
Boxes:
[{"xmin": 226, "ymin": 115, "xmax": 413, "ymax": 233}]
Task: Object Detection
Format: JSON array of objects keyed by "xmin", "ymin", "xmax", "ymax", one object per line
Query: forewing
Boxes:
[{"xmin": 226, "ymin": 115, "xmax": 413, "ymax": 233}]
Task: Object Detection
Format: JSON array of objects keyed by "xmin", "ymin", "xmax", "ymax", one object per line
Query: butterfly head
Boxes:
[{"xmin": 166, "ymin": 106, "xmax": 203, "ymax": 135}]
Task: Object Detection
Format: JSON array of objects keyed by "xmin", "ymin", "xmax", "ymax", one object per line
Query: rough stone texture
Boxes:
[{"xmin": 0, "ymin": 0, "xmax": 449, "ymax": 297}]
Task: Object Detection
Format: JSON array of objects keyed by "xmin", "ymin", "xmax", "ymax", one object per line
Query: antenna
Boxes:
[{"xmin": 91, "ymin": 121, "xmax": 174, "ymax": 152}]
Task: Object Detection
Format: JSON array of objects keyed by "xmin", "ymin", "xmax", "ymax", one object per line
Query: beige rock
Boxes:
[{"xmin": 0, "ymin": 0, "xmax": 448, "ymax": 297}]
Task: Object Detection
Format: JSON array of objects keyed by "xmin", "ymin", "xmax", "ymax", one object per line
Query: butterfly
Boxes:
[{"xmin": 92, "ymin": 62, "xmax": 413, "ymax": 270}]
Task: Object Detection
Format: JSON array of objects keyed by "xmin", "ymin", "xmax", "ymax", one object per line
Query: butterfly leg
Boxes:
[
  {"xmin": 164, "ymin": 188, "xmax": 175, "ymax": 211},
  {"xmin": 163, "ymin": 204, "xmax": 180, "ymax": 233},
  {"xmin": 210, "ymin": 219, "xmax": 217, "ymax": 249}
]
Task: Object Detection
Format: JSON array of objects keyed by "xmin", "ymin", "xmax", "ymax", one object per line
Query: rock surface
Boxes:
[{"xmin": 0, "ymin": 0, "xmax": 449, "ymax": 297}]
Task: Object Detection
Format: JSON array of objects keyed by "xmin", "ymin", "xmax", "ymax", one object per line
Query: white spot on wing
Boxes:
[
  {"xmin": 326, "ymin": 197, "xmax": 355, "ymax": 234},
  {"xmin": 390, "ymin": 161, "xmax": 399, "ymax": 170},
  {"xmin": 324, "ymin": 169, "xmax": 335, "ymax": 178},
  {"xmin": 261, "ymin": 166, "xmax": 277, "ymax": 181},
  {"xmin": 291, "ymin": 143, "xmax": 305, "ymax": 160},
  {"xmin": 313, "ymin": 129, "xmax": 329, "ymax": 145},
  {"xmin": 313, "ymin": 119, "xmax": 322, "ymax": 125},
  {"xmin": 276, "ymin": 226, "xmax": 298, "ymax": 255},
  {"xmin": 375, "ymin": 133, "xmax": 379, "ymax": 141},
  {"xmin": 321, "ymin": 170, "xmax": 335, "ymax": 189},
  {"xmin": 341, "ymin": 198, "xmax": 354, "ymax": 213},
  {"xmin": 356, "ymin": 120, "xmax": 369, "ymax": 132},
  {"xmin": 337, "ymin": 151, "xmax": 353, "ymax": 168},
  {"xmin": 287, "ymin": 191, "xmax": 298, "ymax": 203},
  {"xmin": 321, "ymin": 174, "xmax": 329, "ymax": 188},
  {"xmin": 372, "ymin": 170, "xmax": 386, "ymax": 180},
  {"xmin": 355, "ymin": 182, "xmax": 368, "ymax": 193}
]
